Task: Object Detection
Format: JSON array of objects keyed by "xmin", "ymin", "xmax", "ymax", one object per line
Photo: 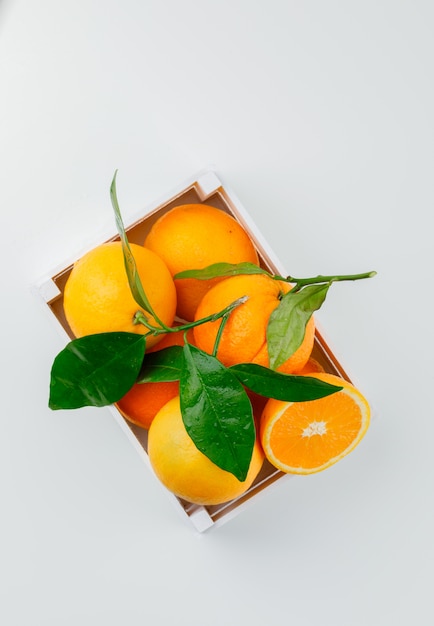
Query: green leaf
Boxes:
[
  {"xmin": 230, "ymin": 363, "xmax": 342, "ymax": 401},
  {"xmin": 180, "ymin": 343, "xmax": 255, "ymax": 482},
  {"xmin": 174, "ymin": 262, "xmax": 270, "ymax": 281},
  {"xmin": 110, "ymin": 171, "xmax": 157, "ymax": 319},
  {"xmin": 49, "ymin": 332, "xmax": 146, "ymax": 410},
  {"xmin": 136, "ymin": 346, "xmax": 184, "ymax": 383},
  {"xmin": 267, "ymin": 283, "xmax": 330, "ymax": 370}
]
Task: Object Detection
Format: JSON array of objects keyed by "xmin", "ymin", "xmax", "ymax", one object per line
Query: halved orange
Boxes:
[{"xmin": 259, "ymin": 372, "xmax": 370, "ymax": 475}]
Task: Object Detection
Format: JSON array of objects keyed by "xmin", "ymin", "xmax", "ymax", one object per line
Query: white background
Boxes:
[{"xmin": 1, "ymin": 1, "xmax": 433, "ymax": 624}]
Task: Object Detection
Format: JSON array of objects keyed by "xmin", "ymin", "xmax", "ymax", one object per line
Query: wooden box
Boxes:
[{"xmin": 36, "ymin": 169, "xmax": 352, "ymax": 532}]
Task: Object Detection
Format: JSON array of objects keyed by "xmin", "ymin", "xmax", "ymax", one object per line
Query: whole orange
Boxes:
[
  {"xmin": 63, "ymin": 241, "xmax": 176, "ymax": 349},
  {"xmin": 143, "ymin": 204, "xmax": 259, "ymax": 321},
  {"xmin": 193, "ymin": 274, "xmax": 315, "ymax": 374},
  {"xmin": 148, "ymin": 396, "xmax": 264, "ymax": 505}
]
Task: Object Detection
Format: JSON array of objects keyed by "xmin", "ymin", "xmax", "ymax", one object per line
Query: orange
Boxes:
[
  {"xmin": 115, "ymin": 327, "xmax": 189, "ymax": 430},
  {"xmin": 260, "ymin": 373, "xmax": 370, "ymax": 475},
  {"xmin": 148, "ymin": 396, "xmax": 265, "ymax": 505},
  {"xmin": 63, "ymin": 241, "xmax": 176, "ymax": 349},
  {"xmin": 117, "ymin": 380, "xmax": 178, "ymax": 430},
  {"xmin": 193, "ymin": 274, "xmax": 315, "ymax": 373},
  {"xmin": 296, "ymin": 357, "xmax": 325, "ymax": 375},
  {"xmin": 143, "ymin": 204, "xmax": 259, "ymax": 321}
]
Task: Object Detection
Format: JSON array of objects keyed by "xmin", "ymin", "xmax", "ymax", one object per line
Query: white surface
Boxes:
[{"xmin": 1, "ymin": 1, "xmax": 433, "ymax": 624}]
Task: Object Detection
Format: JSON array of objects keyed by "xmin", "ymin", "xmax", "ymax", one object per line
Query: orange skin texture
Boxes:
[
  {"xmin": 115, "ymin": 326, "xmax": 191, "ymax": 430},
  {"xmin": 116, "ymin": 381, "xmax": 179, "ymax": 431},
  {"xmin": 63, "ymin": 241, "xmax": 176, "ymax": 349},
  {"xmin": 148, "ymin": 396, "xmax": 265, "ymax": 506},
  {"xmin": 193, "ymin": 274, "xmax": 315, "ymax": 374},
  {"xmin": 144, "ymin": 204, "xmax": 259, "ymax": 321},
  {"xmin": 296, "ymin": 357, "xmax": 325, "ymax": 375}
]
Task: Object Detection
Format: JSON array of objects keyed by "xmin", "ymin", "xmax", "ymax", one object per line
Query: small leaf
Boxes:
[
  {"xmin": 180, "ymin": 343, "xmax": 255, "ymax": 482},
  {"xmin": 49, "ymin": 332, "xmax": 146, "ymax": 409},
  {"xmin": 136, "ymin": 346, "xmax": 184, "ymax": 383},
  {"xmin": 230, "ymin": 363, "xmax": 342, "ymax": 401},
  {"xmin": 175, "ymin": 262, "xmax": 270, "ymax": 281},
  {"xmin": 110, "ymin": 171, "xmax": 156, "ymax": 317},
  {"xmin": 267, "ymin": 283, "xmax": 330, "ymax": 370}
]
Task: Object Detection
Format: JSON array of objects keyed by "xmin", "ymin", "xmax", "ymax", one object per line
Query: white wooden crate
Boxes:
[{"xmin": 35, "ymin": 168, "xmax": 353, "ymax": 532}]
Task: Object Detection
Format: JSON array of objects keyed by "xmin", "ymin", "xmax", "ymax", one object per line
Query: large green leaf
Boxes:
[
  {"xmin": 230, "ymin": 363, "xmax": 342, "ymax": 401},
  {"xmin": 180, "ymin": 343, "xmax": 255, "ymax": 482},
  {"xmin": 174, "ymin": 262, "xmax": 270, "ymax": 280},
  {"xmin": 49, "ymin": 332, "xmax": 146, "ymax": 409},
  {"xmin": 136, "ymin": 346, "xmax": 184, "ymax": 383},
  {"xmin": 267, "ymin": 283, "xmax": 330, "ymax": 370}
]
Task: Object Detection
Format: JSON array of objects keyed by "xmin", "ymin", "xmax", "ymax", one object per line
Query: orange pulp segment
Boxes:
[{"xmin": 260, "ymin": 373, "xmax": 370, "ymax": 474}]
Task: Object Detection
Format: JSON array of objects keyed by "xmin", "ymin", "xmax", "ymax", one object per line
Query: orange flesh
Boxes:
[
  {"xmin": 268, "ymin": 392, "xmax": 364, "ymax": 469},
  {"xmin": 260, "ymin": 373, "xmax": 371, "ymax": 475}
]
